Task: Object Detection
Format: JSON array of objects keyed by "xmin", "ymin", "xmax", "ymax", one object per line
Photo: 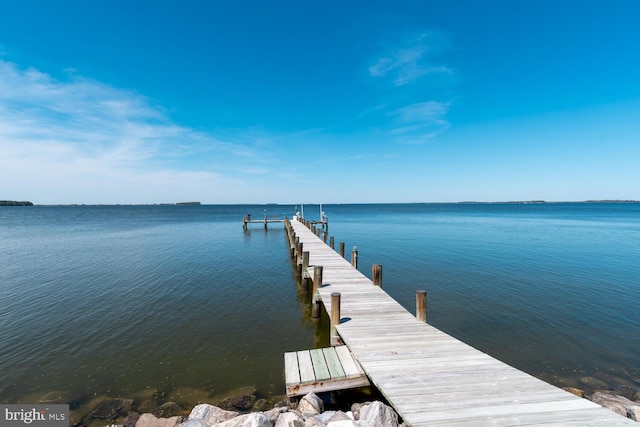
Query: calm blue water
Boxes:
[{"xmin": 1, "ymin": 203, "xmax": 639, "ymax": 418}]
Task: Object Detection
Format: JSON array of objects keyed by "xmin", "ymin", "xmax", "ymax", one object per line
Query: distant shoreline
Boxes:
[{"xmin": 6, "ymin": 200, "xmax": 639, "ymax": 207}]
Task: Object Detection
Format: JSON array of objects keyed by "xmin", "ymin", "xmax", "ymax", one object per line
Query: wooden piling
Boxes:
[
  {"xmin": 339, "ymin": 242, "xmax": 345, "ymax": 258},
  {"xmin": 372, "ymin": 264, "xmax": 382, "ymax": 287},
  {"xmin": 416, "ymin": 290, "xmax": 427, "ymax": 322},
  {"xmin": 330, "ymin": 292, "xmax": 341, "ymax": 346},
  {"xmin": 313, "ymin": 265, "xmax": 323, "ymax": 296},
  {"xmin": 329, "ymin": 236, "xmax": 334, "ymax": 249},
  {"xmin": 323, "ymin": 232, "xmax": 327, "ymax": 244},
  {"xmin": 303, "ymin": 251, "xmax": 309, "ymax": 271},
  {"xmin": 351, "ymin": 247, "xmax": 358, "ymax": 269}
]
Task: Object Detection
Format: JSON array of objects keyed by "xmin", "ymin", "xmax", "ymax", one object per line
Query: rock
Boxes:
[
  {"xmin": 188, "ymin": 403, "xmax": 238, "ymax": 424},
  {"xmin": 304, "ymin": 418, "xmax": 326, "ymax": 427},
  {"xmin": 359, "ymin": 401, "xmax": 399, "ymax": 427},
  {"xmin": 350, "ymin": 402, "xmax": 371, "ymax": 420},
  {"xmin": 612, "ymin": 385, "xmax": 638, "ymax": 400},
  {"xmin": 327, "ymin": 411, "xmax": 352, "ymax": 422},
  {"xmin": 123, "ymin": 412, "xmax": 141, "ymax": 427},
  {"xmin": 91, "ymin": 398, "xmax": 135, "ymax": 419},
  {"xmin": 590, "ymin": 392, "xmax": 640, "ymax": 419},
  {"xmin": 297, "ymin": 392, "xmax": 323, "ymax": 415},
  {"xmin": 251, "ymin": 398, "xmax": 272, "ymax": 412},
  {"xmin": 219, "ymin": 394, "xmax": 257, "ymax": 411},
  {"xmin": 326, "ymin": 421, "xmax": 362, "ymax": 427},
  {"xmin": 275, "ymin": 411, "xmax": 305, "ymax": 427},
  {"xmin": 580, "ymin": 376, "xmax": 609, "ymax": 389},
  {"xmin": 628, "ymin": 405, "xmax": 640, "ymax": 421},
  {"xmin": 166, "ymin": 387, "xmax": 212, "ymax": 407},
  {"xmin": 153, "ymin": 402, "xmax": 183, "ymax": 418},
  {"xmin": 217, "ymin": 412, "xmax": 272, "ymax": 427},
  {"xmin": 264, "ymin": 407, "xmax": 289, "ymax": 424},
  {"xmin": 135, "ymin": 413, "xmax": 182, "ymax": 427},
  {"xmin": 178, "ymin": 420, "xmax": 208, "ymax": 427},
  {"xmin": 563, "ymin": 387, "xmax": 585, "ymax": 397}
]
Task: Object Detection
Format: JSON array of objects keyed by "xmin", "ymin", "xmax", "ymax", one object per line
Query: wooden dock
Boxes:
[
  {"xmin": 284, "ymin": 346, "xmax": 370, "ymax": 397},
  {"xmin": 284, "ymin": 217, "xmax": 636, "ymax": 426}
]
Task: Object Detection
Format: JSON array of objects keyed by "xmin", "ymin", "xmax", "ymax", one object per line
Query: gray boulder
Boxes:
[
  {"xmin": 275, "ymin": 411, "xmax": 305, "ymax": 427},
  {"xmin": 358, "ymin": 401, "xmax": 399, "ymax": 427},
  {"xmin": 188, "ymin": 403, "xmax": 238, "ymax": 425},
  {"xmin": 217, "ymin": 413, "xmax": 272, "ymax": 427},
  {"xmin": 136, "ymin": 413, "xmax": 182, "ymax": 427},
  {"xmin": 177, "ymin": 420, "xmax": 208, "ymax": 427},
  {"xmin": 297, "ymin": 392, "xmax": 323, "ymax": 415},
  {"xmin": 264, "ymin": 407, "xmax": 290, "ymax": 424},
  {"xmin": 591, "ymin": 392, "xmax": 640, "ymax": 420}
]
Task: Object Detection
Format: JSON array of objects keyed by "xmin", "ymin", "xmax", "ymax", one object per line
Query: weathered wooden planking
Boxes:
[
  {"xmin": 284, "ymin": 346, "xmax": 370, "ymax": 397},
  {"xmin": 288, "ymin": 218, "xmax": 636, "ymax": 426}
]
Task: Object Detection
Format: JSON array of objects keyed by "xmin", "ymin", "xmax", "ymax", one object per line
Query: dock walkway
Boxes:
[{"xmin": 287, "ymin": 217, "xmax": 635, "ymax": 426}]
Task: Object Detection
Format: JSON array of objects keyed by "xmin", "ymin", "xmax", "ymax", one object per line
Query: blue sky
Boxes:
[{"xmin": 1, "ymin": 1, "xmax": 639, "ymax": 204}]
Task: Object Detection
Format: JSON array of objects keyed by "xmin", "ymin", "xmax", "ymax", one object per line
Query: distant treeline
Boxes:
[{"xmin": 0, "ymin": 200, "xmax": 33, "ymax": 206}]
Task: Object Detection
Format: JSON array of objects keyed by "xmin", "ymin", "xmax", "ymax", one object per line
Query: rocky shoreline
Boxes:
[{"xmin": 69, "ymin": 380, "xmax": 640, "ymax": 427}]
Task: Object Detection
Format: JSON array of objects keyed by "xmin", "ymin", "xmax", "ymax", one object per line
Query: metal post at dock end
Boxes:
[
  {"xmin": 416, "ymin": 290, "xmax": 427, "ymax": 322},
  {"xmin": 372, "ymin": 264, "xmax": 382, "ymax": 287},
  {"xmin": 339, "ymin": 242, "xmax": 345, "ymax": 258},
  {"xmin": 329, "ymin": 236, "xmax": 334, "ymax": 249},
  {"xmin": 303, "ymin": 251, "xmax": 310, "ymax": 271},
  {"xmin": 313, "ymin": 265, "xmax": 323, "ymax": 297},
  {"xmin": 351, "ymin": 247, "xmax": 358, "ymax": 269},
  {"xmin": 330, "ymin": 292, "xmax": 341, "ymax": 346}
]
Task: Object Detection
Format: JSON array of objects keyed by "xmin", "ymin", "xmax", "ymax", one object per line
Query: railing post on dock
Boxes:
[
  {"xmin": 351, "ymin": 247, "xmax": 358, "ymax": 269},
  {"xmin": 330, "ymin": 292, "xmax": 341, "ymax": 346},
  {"xmin": 372, "ymin": 264, "xmax": 382, "ymax": 287},
  {"xmin": 339, "ymin": 242, "xmax": 345, "ymax": 258},
  {"xmin": 329, "ymin": 236, "xmax": 334, "ymax": 249},
  {"xmin": 416, "ymin": 290, "xmax": 427, "ymax": 322}
]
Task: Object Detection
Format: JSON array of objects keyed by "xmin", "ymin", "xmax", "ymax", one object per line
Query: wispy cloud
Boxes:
[
  {"xmin": 0, "ymin": 59, "xmax": 285, "ymax": 203},
  {"xmin": 369, "ymin": 32, "xmax": 452, "ymax": 86},
  {"xmin": 388, "ymin": 101, "xmax": 452, "ymax": 144}
]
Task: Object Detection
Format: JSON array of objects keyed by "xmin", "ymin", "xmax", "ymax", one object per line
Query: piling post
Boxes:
[
  {"xmin": 264, "ymin": 215, "xmax": 267, "ymax": 230},
  {"xmin": 311, "ymin": 265, "xmax": 323, "ymax": 319},
  {"xmin": 351, "ymin": 247, "xmax": 358, "ymax": 269},
  {"xmin": 330, "ymin": 292, "xmax": 341, "ymax": 346},
  {"xmin": 329, "ymin": 236, "xmax": 334, "ymax": 249},
  {"xmin": 416, "ymin": 290, "xmax": 427, "ymax": 322},
  {"xmin": 339, "ymin": 242, "xmax": 345, "ymax": 258},
  {"xmin": 297, "ymin": 242, "xmax": 304, "ymax": 264},
  {"xmin": 303, "ymin": 251, "xmax": 310, "ymax": 272},
  {"xmin": 372, "ymin": 264, "xmax": 382, "ymax": 287},
  {"xmin": 323, "ymin": 232, "xmax": 328, "ymax": 244},
  {"xmin": 313, "ymin": 265, "xmax": 323, "ymax": 296}
]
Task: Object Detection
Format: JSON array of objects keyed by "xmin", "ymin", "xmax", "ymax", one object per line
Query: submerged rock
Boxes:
[
  {"xmin": 90, "ymin": 398, "xmax": 134, "ymax": 419},
  {"xmin": 218, "ymin": 394, "xmax": 257, "ymax": 412},
  {"xmin": 153, "ymin": 402, "xmax": 184, "ymax": 418}
]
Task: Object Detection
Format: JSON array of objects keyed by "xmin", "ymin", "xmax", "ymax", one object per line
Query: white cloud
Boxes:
[
  {"xmin": 0, "ymin": 59, "xmax": 283, "ymax": 203},
  {"xmin": 369, "ymin": 32, "xmax": 452, "ymax": 86},
  {"xmin": 387, "ymin": 101, "xmax": 452, "ymax": 144}
]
